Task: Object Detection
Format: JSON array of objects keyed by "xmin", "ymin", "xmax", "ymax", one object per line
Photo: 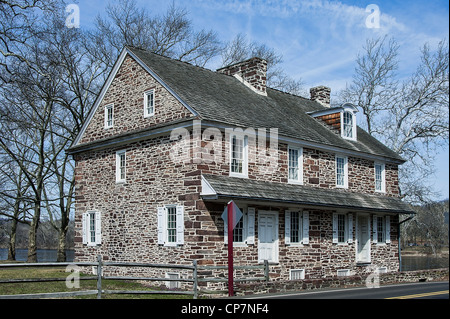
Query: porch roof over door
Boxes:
[{"xmin": 200, "ymin": 174, "xmax": 414, "ymax": 215}]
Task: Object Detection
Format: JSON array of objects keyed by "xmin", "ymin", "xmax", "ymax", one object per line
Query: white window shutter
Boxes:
[
  {"xmin": 347, "ymin": 213, "xmax": 353, "ymax": 244},
  {"xmin": 95, "ymin": 212, "xmax": 102, "ymax": 245},
  {"xmin": 285, "ymin": 211, "xmax": 291, "ymax": 245},
  {"xmin": 247, "ymin": 207, "xmax": 255, "ymax": 245},
  {"xmin": 332, "ymin": 213, "xmax": 338, "ymax": 244},
  {"xmin": 176, "ymin": 206, "xmax": 184, "ymax": 245},
  {"xmin": 302, "ymin": 211, "xmax": 309, "ymax": 245},
  {"xmin": 385, "ymin": 216, "xmax": 391, "ymax": 244},
  {"xmin": 82, "ymin": 213, "xmax": 88, "ymax": 245},
  {"xmin": 372, "ymin": 215, "xmax": 378, "ymax": 244},
  {"xmin": 157, "ymin": 207, "xmax": 165, "ymax": 245}
]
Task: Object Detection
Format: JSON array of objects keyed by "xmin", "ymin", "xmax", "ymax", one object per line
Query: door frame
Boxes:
[
  {"xmin": 257, "ymin": 210, "xmax": 279, "ymax": 263},
  {"xmin": 355, "ymin": 213, "xmax": 371, "ymax": 263}
]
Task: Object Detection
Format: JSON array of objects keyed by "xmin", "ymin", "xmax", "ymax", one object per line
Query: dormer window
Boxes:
[
  {"xmin": 308, "ymin": 103, "xmax": 358, "ymax": 141},
  {"xmin": 342, "ymin": 110, "xmax": 356, "ymax": 140}
]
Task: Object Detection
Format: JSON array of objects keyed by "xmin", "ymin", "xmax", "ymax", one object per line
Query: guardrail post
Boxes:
[
  {"xmin": 97, "ymin": 255, "xmax": 102, "ymax": 299},
  {"xmin": 193, "ymin": 260, "xmax": 198, "ymax": 299},
  {"xmin": 264, "ymin": 260, "xmax": 269, "ymax": 282}
]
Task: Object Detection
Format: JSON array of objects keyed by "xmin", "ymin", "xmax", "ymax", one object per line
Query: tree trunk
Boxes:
[
  {"xmin": 7, "ymin": 218, "xmax": 17, "ymax": 261},
  {"xmin": 57, "ymin": 228, "xmax": 67, "ymax": 262},
  {"xmin": 27, "ymin": 203, "xmax": 40, "ymax": 263}
]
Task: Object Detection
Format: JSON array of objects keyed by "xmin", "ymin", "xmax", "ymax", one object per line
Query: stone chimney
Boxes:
[
  {"xmin": 217, "ymin": 57, "xmax": 268, "ymax": 96},
  {"xmin": 310, "ymin": 86, "xmax": 331, "ymax": 108}
]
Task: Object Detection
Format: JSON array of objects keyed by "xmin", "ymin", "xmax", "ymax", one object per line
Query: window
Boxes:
[
  {"xmin": 373, "ymin": 215, "xmax": 390, "ymax": 244},
  {"xmin": 157, "ymin": 205, "xmax": 184, "ymax": 246},
  {"xmin": 105, "ymin": 104, "xmax": 114, "ymax": 129},
  {"xmin": 290, "ymin": 269, "xmax": 305, "ymax": 280},
  {"xmin": 82, "ymin": 211, "xmax": 101, "ymax": 246},
  {"xmin": 285, "ymin": 211, "xmax": 309, "ymax": 245},
  {"xmin": 144, "ymin": 90, "xmax": 155, "ymax": 117},
  {"xmin": 230, "ymin": 134, "xmax": 248, "ymax": 177},
  {"xmin": 375, "ymin": 162, "xmax": 385, "ymax": 192},
  {"xmin": 377, "ymin": 216, "xmax": 385, "ymax": 243},
  {"xmin": 342, "ymin": 111, "xmax": 354, "ymax": 139},
  {"xmin": 337, "ymin": 269, "xmax": 351, "ymax": 277},
  {"xmin": 224, "ymin": 206, "xmax": 256, "ymax": 246},
  {"xmin": 332, "ymin": 213, "xmax": 353, "ymax": 244},
  {"xmin": 336, "ymin": 155, "xmax": 348, "ymax": 188},
  {"xmin": 288, "ymin": 146, "xmax": 303, "ymax": 184},
  {"xmin": 165, "ymin": 273, "xmax": 180, "ymax": 289},
  {"xmin": 116, "ymin": 150, "xmax": 126, "ymax": 183}
]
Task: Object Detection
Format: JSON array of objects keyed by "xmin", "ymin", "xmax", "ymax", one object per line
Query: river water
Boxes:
[{"xmin": 0, "ymin": 248, "xmax": 74, "ymax": 262}]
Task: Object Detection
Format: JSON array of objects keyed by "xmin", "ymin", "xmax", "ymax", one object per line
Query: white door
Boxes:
[
  {"xmin": 357, "ymin": 215, "xmax": 371, "ymax": 263},
  {"xmin": 258, "ymin": 211, "xmax": 278, "ymax": 263}
]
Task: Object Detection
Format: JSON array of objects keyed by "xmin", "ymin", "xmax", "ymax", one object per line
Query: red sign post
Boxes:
[{"xmin": 227, "ymin": 201, "xmax": 234, "ymax": 297}]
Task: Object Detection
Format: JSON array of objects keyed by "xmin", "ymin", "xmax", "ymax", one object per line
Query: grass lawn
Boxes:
[{"xmin": 0, "ymin": 262, "xmax": 193, "ymax": 299}]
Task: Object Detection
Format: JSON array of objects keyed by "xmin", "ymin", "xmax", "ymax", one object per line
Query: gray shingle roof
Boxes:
[
  {"xmin": 129, "ymin": 47, "xmax": 404, "ymax": 163},
  {"xmin": 202, "ymin": 174, "xmax": 414, "ymax": 214}
]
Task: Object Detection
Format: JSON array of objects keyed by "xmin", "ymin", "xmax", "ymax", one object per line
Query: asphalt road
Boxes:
[{"xmin": 245, "ymin": 281, "xmax": 449, "ymax": 299}]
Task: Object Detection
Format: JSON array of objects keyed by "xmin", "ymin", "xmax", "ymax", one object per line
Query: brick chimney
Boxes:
[
  {"xmin": 310, "ymin": 86, "xmax": 331, "ymax": 108},
  {"xmin": 217, "ymin": 57, "xmax": 268, "ymax": 96}
]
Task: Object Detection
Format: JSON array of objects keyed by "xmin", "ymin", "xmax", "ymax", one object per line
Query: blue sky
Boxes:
[{"xmin": 75, "ymin": 0, "xmax": 449, "ymax": 200}]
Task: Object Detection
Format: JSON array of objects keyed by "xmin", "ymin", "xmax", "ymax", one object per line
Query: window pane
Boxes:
[
  {"xmin": 120, "ymin": 153, "xmax": 126, "ymax": 180},
  {"xmin": 290, "ymin": 212, "xmax": 300, "ymax": 243},
  {"xmin": 89, "ymin": 212, "xmax": 96, "ymax": 243},
  {"xmin": 233, "ymin": 217, "xmax": 244, "ymax": 242},
  {"xmin": 167, "ymin": 207, "xmax": 177, "ymax": 243},
  {"xmin": 375, "ymin": 164, "xmax": 382, "ymax": 191},
  {"xmin": 343, "ymin": 112, "xmax": 353, "ymax": 138},
  {"xmin": 336, "ymin": 157, "xmax": 345, "ymax": 186},
  {"xmin": 231, "ymin": 136, "xmax": 244, "ymax": 173},
  {"xmin": 146, "ymin": 92, "xmax": 154, "ymax": 115},
  {"xmin": 289, "ymin": 148, "xmax": 299, "ymax": 181},
  {"xmin": 338, "ymin": 214, "xmax": 346, "ymax": 243},
  {"xmin": 377, "ymin": 216, "xmax": 385, "ymax": 243}
]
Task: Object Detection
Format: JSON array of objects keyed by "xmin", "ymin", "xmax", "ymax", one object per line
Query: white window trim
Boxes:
[
  {"xmin": 104, "ymin": 104, "xmax": 114, "ymax": 129},
  {"xmin": 373, "ymin": 214, "xmax": 391, "ymax": 245},
  {"xmin": 340, "ymin": 110, "xmax": 357, "ymax": 141},
  {"xmin": 289, "ymin": 269, "xmax": 305, "ymax": 280},
  {"xmin": 332, "ymin": 212, "xmax": 353, "ymax": 245},
  {"xmin": 157, "ymin": 205, "xmax": 184, "ymax": 247},
  {"xmin": 374, "ymin": 162, "xmax": 386, "ymax": 193},
  {"xmin": 335, "ymin": 155, "xmax": 348, "ymax": 188},
  {"xmin": 144, "ymin": 90, "xmax": 155, "ymax": 118},
  {"xmin": 82, "ymin": 211, "xmax": 101, "ymax": 246},
  {"xmin": 229, "ymin": 134, "xmax": 248, "ymax": 178},
  {"xmin": 115, "ymin": 150, "xmax": 126, "ymax": 184},
  {"xmin": 224, "ymin": 205, "xmax": 253, "ymax": 247},
  {"xmin": 285, "ymin": 210, "xmax": 309, "ymax": 246},
  {"xmin": 288, "ymin": 145, "xmax": 303, "ymax": 184}
]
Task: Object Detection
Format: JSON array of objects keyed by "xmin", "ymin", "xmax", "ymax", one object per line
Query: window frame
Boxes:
[
  {"xmin": 374, "ymin": 162, "xmax": 386, "ymax": 193},
  {"xmin": 288, "ymin": 145, "xmax": 303, "ymax": 184},
  {"xmin": 340, "ymin": 108, "xmax": 357, "ymax": 141},
  {"xmin": 144, "ymin": 90, "xmax": 155, "ymax": 118},
  {"xmin": 104, "ymin": 104, "xmax": 114, "ymax": 129},
  {"xmin": 157, "ymin": 205, "xmax": 184, "ymax": 247},
  {"xmin": 335, "ymin": 155, "xmax": 348, "ymax": 188},
  {"xmin": 229, "ymin": 134, "xmax": 248, "ymax": 178},
  {"xmin": 333, "ymin": 213, "xmax": 353, "ymax": 245},
  {"xmin": 116, "ymin": 150, "xmax": 126, "ymax": 183},
  {"xmin": 82, "ymin": 211, "xmax": 101, "ymax": 246}
]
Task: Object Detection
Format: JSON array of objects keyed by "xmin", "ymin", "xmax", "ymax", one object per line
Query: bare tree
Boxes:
[
  {"xmin": 87, "ymin": 0, "xmax": 221, "ymax": 70},
  {"xmin": 221, "ymin": 33, "xmax": 305, "ymax": 96},
  {"xmin": 339, "ymin": 37, "xmax": 449, "ymax": 203}
]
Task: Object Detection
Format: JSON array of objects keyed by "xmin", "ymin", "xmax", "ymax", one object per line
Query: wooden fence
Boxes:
[{"xmin": 0, "ymin": 256, "xmax": 269, "ymax": 299}]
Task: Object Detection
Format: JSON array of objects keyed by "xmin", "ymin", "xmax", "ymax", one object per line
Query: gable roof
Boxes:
[
  {"xmin": 127, "ymin": 47, "xmax": 404, "ymax": 163},
  {"xmin": 72, "ymin": 46, "xmax": 404, "ymax": 163},
  {"xmin": 201, "ymin": 174, "xmax": 414, "ymax": 215}
]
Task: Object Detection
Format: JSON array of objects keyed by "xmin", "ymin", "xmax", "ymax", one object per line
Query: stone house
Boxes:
[{"xmin": 68, "ymin": 46, "xmax": 414, "ymax": 287}]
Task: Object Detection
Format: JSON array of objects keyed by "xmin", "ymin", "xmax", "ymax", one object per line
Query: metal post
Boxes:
[
  {"xmin": 97, "ymin": 255, "xmax": 102, "ymax": 299},
  {"xmin": 227, "ymin": 201, "xmax": 234, "ymax": 297},
  {"xmin": 264, "ymin": 260, "xmax": 269, "ymax": 282},
  {"xmin": 193, "ymin": 260, "xmax": 198, "ymax": 299}
]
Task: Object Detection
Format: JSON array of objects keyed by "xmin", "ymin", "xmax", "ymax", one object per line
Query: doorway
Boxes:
[
  {"xmin": 357, "ymin": 214, "xmax": 371, "ymax": 263},
  {"xmin": 258, "ymin": 211, "xmax": 279, "ymax": 263}
]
